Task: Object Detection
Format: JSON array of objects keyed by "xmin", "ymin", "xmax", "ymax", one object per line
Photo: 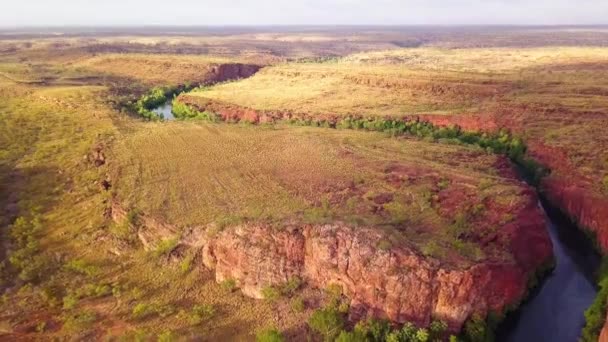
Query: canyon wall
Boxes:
[{"xmin": 111, "ymin": 192, "xmax": 552, "ymax": 332}]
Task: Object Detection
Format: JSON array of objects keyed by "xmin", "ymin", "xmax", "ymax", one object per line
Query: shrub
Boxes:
[
  {"xmin": 463, "ymin": 315, "xmax": 492, "ymax": 342},
  {"xmin": 8, "ymin": 215, "xmax": 49, "ymax": 282},
  {"xmin": 262, "ymin": 286, "xmax": 281, "ymax": 302},
  {"xmin": 429, "ymin": 320, "xmax": 448, "ymax": 340},
  {"xmin": 308, "ymin": 307, "xmax": 344, "ymax": 341},
  {"xmin": 62, "ymin": 294, "xmax": 78, "ymax": 310},
  {"xmin": 152, "ymin": 238, "xmax": 179, "ymax": 258},
  {"xmin": 437, "ymin": 178, "xmax": 451, "ymax": 190},
  {"xmin": 280, "ymin": 276, "xmax": 302, "ymax": 296},
  {"xmin": 582, "ymin": 264, "xmax": 608, "ymax": 342},
  {"xmin": 602, "ymin": 175, "xmax": 608, "ymax": 193},
  {"xmin": 64, "ymin": 259, "xmax": 99, "ymax": 277},
  {"xmin": 256, "ymin": 327, "xmax": 285, "ymax": 342},
  {"xmin": 186, "ymin": 304, "xmax": 215, "ymax": 325},
  {"xmin": 132, "ymin": 303, "xmax": 154, "ymax": 320},
  {"xmin": 62, "ymin": 310, "xmax": 97, "ymax": 332},
  {"xmin": 180, "ymin": 252, "xmax": 195, "ymax": 274},
  {"xmin": 291, "ymin": 296, "xmax": 305, "ymax": 313},
  {"xmin": 220, "ymin": 278, "xmax": 237, "ymax": 292},
  {"xmin": 156, "ymin": 304, "xmax": 175, "ymax": 318},
  {"xmin": 157, "ymin": 330, "xmax": 175, "ymax": 342}
]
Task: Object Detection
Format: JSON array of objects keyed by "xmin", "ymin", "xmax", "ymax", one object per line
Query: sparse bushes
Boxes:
[
  {"xmin": 157, "ymin": 330, "xmax": 175, "ymax": 342},
  {"xmin": 179, "ymin": 304, "xmax": 215, "ymax": 325},
  {"xmin": 256, "ymin": 327, "xmax": 285, "ymax": 342},
  {"xmin": 333, "ymin": 318, "xmax": 447, "ymax": 342},
  {"xmin": 62, "ymin": 310, "xmax": 97, "ymax": 332},
  {"xmin": 132, "ymin": 303, "xmax": 155, "ymax": 320},
  {"xmin": 64, "ymin": 259, "xmax": 99, "ymax": 277},
  {"xmin": 171, "ymin": 99, "xmax": 220, "ymax": 121},
  {"xmin": 581, "ymin": 258, "xmax": 608, "ymax": 342},
  {"xmin": 291, "ymin": 296, "xmax": 305, "ymax": 313},
  {"xmin": 152, "ymin": 238, "xmax": 179, "ymax": 258},
  {"xmin": 308, "ymin": 307, "xmax": 345, "ymax": 341},
  {"xmin": 220, "ymin": 278, "xmax": 237, "ymax": 292},
  {"xmin": 132, "ymin": 302, "xmax": 177, "ymax": 320},
  {"xmin": 62, "ymin": 294, "xmax": 78, "ymax": 310},
  {"xmin": 262, "ymin": 285, "xmax": 281, "ymax": 302},
  {"xmin": 8, "ymin": 214, "xmax": 50, "ymax": 283},
  {"xmin": 280, "ymin": 276, "xmax": 302, "ymax": 296},
  {"xmin": 463, "ymin": 314, "xmax": 493, "ymax": 342},
  {"xmin": 180, "ymin": 252, "xmax": 195, "ymax": 274}
]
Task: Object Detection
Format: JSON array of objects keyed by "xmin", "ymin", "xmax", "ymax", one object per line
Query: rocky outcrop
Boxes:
[
  {"xmin": 111, "ymin": 186, "xmax": 552, "ymax": 333},
  {"xmin": 209, "ymin": 64, "xmax": 262, "ymax": 83},
  {"xmin": 202, "ymin": 217, "xmax": 550, "ymax": 332}
]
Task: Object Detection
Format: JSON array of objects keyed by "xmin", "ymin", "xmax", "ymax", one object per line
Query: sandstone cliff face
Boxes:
[
  {"xmin": 202, "ymin": 221, "xmax": 549, "ymax": 331},
  {"xmin": 209, "ymin": 64, "xmax": 262, "ymax": 84},
  {"xmin": 111, "ymin": 187, "xmax": 551, "ymax": 333}
]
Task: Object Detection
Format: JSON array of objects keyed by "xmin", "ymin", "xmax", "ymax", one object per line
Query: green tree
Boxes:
[{"xmin": 308, "ymin": 307, "xmax": 344, "ymax": 341}]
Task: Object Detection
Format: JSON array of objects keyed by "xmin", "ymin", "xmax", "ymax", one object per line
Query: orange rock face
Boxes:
[{"xmin": 199, "ymin": 191, "xmax": 551, "ymax": 332}]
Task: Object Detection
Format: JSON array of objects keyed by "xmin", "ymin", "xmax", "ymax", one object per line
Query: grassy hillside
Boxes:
[
  {"xmin": 186, "ymin": 47, "xmax": 608, "ymax": 194},
  {"xmin": 110, "ymin": 123, "xmax": 527, "ymax": 265}
]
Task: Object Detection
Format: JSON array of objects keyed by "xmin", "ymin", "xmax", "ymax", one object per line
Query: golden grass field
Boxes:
[
  {"xmin": 110, "ymin": 122, "xmax": 526, "ymax": 265},
  {"xmin": 189, "ymin": 47, "xmax": 608, "ymax": 194}
]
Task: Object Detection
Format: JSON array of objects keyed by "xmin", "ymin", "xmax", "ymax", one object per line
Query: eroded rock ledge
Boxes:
[{"xmin": 111, "ymin": 193, "xmax": 552, "ymax": 332}]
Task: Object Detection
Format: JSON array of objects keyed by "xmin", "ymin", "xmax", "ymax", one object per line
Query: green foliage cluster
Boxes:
[
  {"xmin": 308, "ymin": 307, "xmax": 345, "ymax": 341},
  {"xmin": 582, "ymin": 258, "xmax": 608, "ymax": 341},
  {"xmin": 131, "ymin": 302, "xmax": 176, "ymax": 320},
  {"xmin": 152, "ymin": 238, "xmax": 179, "ymax": 259},
  {"xmin": 291, "ymin": 296, "xmax": 305, "ymax": 313},
  {"xmin": 8, "ymin": 214, "xmax": 49, "ymax": 282},
  {"xmin": 64, "ymin": 259, "xmax": 100, "ymax": 277},
  {"xmin": 62, "ymin": 310, "xmax": 97, "ymax": 333},
  {"xmin": 171, "ymin": 99, "xmax": 220, "ymax": 121},
  {"xmin": 179, "ymin": 304, "xmax": 216, "ymax": 325},
  {"xmin": 261, "ymin": 276, "xmax": 302, "ymax": 302},
  {"xmin": 335, "ymin": 319, "xmax": 448, "ymax": 342},
  {"xmin": 133, "ymin": 84, "xmax": 197, "ymax": 120},
  {"xmin": 220, "ymin": 278, "xmax": 237, "ymax": 292},
  {"xmin": 256, "ymin": 327, "xmax": 285, "ymax": 342},
  {"xmin": 134, "ymin": 87, "xmax": 170, "ymax": 120},
  {"xmin": 262, "ymin": 286, "xmax": 281, "ymax": 302}
]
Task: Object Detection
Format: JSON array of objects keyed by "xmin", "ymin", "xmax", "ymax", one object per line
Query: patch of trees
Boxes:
[
  {"xmin": 581, "ymin": 258, "xmax": 608, "ymax": 342},
  {"xmin": 132, "ymin": 84, "xmax": 195, "ymax": 120},
  {"xmin": 171, "ymin": 99, "xmax": 220, "ymax": 121}
]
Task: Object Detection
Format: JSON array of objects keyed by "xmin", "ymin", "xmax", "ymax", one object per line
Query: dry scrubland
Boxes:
[{"xmin": 0, "ymin": 30, "xmax": 607, "ymax": 341}]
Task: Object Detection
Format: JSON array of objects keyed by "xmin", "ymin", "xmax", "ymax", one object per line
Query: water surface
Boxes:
[
  {"xmin": 152, "ymin": 101, "xmax": 174, "ymax": 120},
  {"xmin": 498, "ymin": 199, "xmax": 600, "ymax": 342}
]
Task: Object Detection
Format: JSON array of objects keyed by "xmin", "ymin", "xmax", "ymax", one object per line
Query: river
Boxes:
[
  {"xmin": 152, "ymin": 101, "xmax": 175, "ymax": 120},
  {"xmin": 497, "ymin": 198, "xmax": 601, "ymax": 341}
]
